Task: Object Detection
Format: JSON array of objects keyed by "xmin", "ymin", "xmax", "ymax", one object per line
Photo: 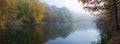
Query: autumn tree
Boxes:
[
  {"xmin": 0, "ymin": 0, "xmax": 18, "ymax": 29},
  {"xmin": 0, "ymin": 0, "xmax": 45, "ymax": 29},
  {"xmin": 24, "ymin": 0, "xmax": 45, "ymax": 24},
  {"xmin": 78, "ymin": 0, "xmax": 120, "ymax": 30}
]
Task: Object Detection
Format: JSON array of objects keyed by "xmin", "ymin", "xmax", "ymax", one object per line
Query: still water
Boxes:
[
  {"xmin": 0, "ymin": 22, "xmax": 100, "ymax": 44},
  {"xmin": 46, "ymin": 22, "xmax": 100, "ymax": 44}
]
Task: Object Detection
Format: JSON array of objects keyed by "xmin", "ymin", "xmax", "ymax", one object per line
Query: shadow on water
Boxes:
[{"xmin": 0, "ymin": 23, "xmax": 76, "ymax": 44}]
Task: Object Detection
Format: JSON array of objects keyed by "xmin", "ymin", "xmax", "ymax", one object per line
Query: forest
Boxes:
[
  {"xmin": 42, "ymin": 4, "xmax": 75, "ymax": 23},
  {"xmin": 0, "ymin": 0, "xmax": 75, "ymax": 44},
  {"xmin": 0, "ymin": 0, "xmax": 75, "ymax": 29},
  {"xmin": 0, "ymin": 0, "xmax": 120, "ymax": 44}
]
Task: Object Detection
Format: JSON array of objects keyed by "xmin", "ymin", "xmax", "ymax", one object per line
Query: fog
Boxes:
[{"xmin": 40, "ymin": 0, "xmax": 94, "ymax": 22}]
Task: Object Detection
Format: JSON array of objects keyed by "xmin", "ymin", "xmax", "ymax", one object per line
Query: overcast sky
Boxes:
[{"xmin": 40, "ymin": 0, "xmax": 88, "ymax": 13}]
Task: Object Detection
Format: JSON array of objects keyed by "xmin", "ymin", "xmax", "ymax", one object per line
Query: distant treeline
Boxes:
[
  {"xmin": 0, "ymin": 0, "xmax": 76, "ymax": 29},
  {"xmin": 42, "ymin": 4, "xmax": 75, "ymax": 23}
]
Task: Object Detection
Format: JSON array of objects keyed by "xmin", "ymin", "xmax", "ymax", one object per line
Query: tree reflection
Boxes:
[
  {"xmin": 0, "ymin": 23, "xmax": 75, "ymax": 44},
  {"xmin": 43, "ymin": 24, "xmax": 75, "ymax": 42}
]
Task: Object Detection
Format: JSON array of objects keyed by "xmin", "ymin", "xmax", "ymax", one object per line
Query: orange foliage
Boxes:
[{"xmin": 78, "ymin": 0, "xmax": 103, "ymax": 13}]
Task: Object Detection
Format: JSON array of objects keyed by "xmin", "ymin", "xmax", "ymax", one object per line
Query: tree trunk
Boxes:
[{"xmin": 113, "ymin": 0, "xmax": 120, "ymax": 30}]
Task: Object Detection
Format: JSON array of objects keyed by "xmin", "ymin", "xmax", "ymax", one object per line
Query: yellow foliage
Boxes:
[
  {"xmin": 0, "ymin": 0, "xmax": 45, "ymax": 29},
  {"xmin": 33, "ymin": 3, "xmax": 45, "ymax": 24},
  {"xmin": 25, "ymin": 0, "xmax": 45, "ymax": 24},
  {"xmin": 0, "ymin": 0, "xmax": 18, "ymax": 29}
]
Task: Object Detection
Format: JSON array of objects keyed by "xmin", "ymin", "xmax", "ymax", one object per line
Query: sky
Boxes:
[{"xmin": 40, "ymin": 0, "xmax": 87, "ymax": 13}]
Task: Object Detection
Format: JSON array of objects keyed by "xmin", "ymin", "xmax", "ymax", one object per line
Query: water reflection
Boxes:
[
  {"xmin": 43, "ymin": 23, "xmax": 76, "ymax": 41},
  {"xmin": 46, "ymin": 23, "xmax": 100, "ymax": 44},
  {"xmin": 0, "ymin": 23, "xmax": 76, "ymax": 44},
  {"xmin": 0, "ymin": 22, "xmax": 100, "ymax": 44}
]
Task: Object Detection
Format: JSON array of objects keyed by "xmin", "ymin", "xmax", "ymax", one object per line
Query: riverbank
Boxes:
[{"xmin": 108, "ymin": 30, "xmax": 120, "ymax": 44}]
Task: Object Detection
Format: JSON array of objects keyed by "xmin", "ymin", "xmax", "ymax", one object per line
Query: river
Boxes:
[
  {"xmin": 46, "ymin": 22, "xmax": 100, "ymax": 44},
  {"xmin": 0, "ymin": 18, "xmax": 100, "ymax": 44}
]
